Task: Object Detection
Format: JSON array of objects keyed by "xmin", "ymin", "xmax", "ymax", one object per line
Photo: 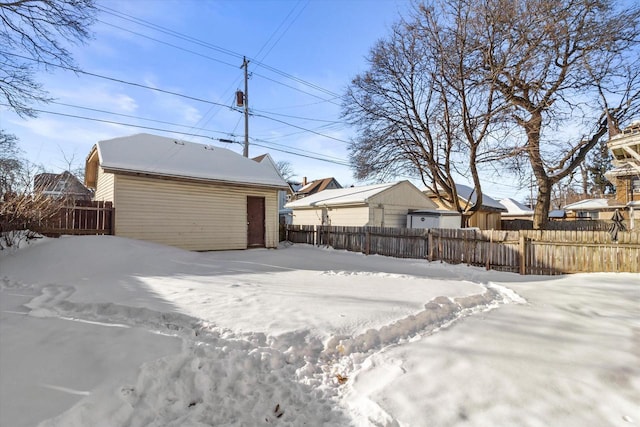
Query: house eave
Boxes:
[{"xmin": 101, "ymin": 166, "xmax": 289, "ymax": 191}]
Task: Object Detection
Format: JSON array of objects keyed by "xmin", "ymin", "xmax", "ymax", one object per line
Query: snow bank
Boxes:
[{"xmin": 7, "ymin": 236, "xmax": 632, "ymax": 427}]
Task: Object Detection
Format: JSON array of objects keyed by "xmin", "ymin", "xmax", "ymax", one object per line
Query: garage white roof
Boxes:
[
  {"xmin": 285, "ymin": 182, "xmax": 397, "ymax": 208},
  {"xmin": 563, "ymin": 198, "xmax": 624, "ymax": 211},
  {"xmin": 499, "ymin": 198, "xmax": 534, "ymax": 215},
  {"xmin": 96, "ymin": 133, "xmax": 288, "ymax": 189}
]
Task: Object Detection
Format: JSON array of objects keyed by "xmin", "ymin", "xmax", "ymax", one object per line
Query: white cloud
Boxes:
[
  {"xmin": 52, "ymin": 86, "xmax": 138, "ymax": 113},
  {"xmin": 182, "ymin": 105, "xmax": 202, "ymax": 124}
]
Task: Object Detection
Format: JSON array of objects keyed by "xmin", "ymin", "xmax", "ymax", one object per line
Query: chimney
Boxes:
[
  {"xmin": 606, "ymin": 109, "xmax": 621, "ymax": 138},
  {"xmin": 302, "ymin": 177, "xmax": 307, "ymax": 186}
]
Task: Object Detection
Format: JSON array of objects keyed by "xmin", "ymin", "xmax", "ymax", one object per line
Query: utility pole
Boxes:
[{"xmin": 241, "ymin": 56, "xmax": 249, "ymax": 157}]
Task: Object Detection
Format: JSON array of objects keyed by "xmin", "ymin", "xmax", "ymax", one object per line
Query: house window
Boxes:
[
  {"xmin": 632, "ymin": 177, "xmax": 640, "ymax": 194},
  {"xmin": 577, "ymin": 211, "xmax": 597, "ymax": 220}
]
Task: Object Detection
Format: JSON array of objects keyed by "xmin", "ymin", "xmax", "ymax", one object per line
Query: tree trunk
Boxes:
[{"xmin": 533, "ymin": 179, "xmax": 552, "ymax": 229}]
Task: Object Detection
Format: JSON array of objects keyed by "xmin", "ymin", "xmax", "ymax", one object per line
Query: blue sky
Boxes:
[{"xmin": 1, "ymin": 0, "xmax": 527, "ymax": 200}]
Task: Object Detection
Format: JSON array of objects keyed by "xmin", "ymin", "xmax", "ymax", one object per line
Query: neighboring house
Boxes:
[
  {"xmin": 251, "ymin": 153, "xmax": 293, "ymax": 225},
  {"xmin": 499, "ymin": 198, "xmax": 534, "ymax": 220},
  {"xmin": 425, "ymin": 183, "xmax": 507, "ymax": 230},
  {"xmin": 562, "ymin": 198, "xmax": 625, "ymax": 220},
  {"xmin": 84, "ymin": 133, "xmax": 288, "ymax": 251},
  {"xmin": 285, "ymin": 180, "xmax": 439, "ymax": 227},
  {"xmin": 34, "ymin": 171, "xmax": 93, "ymax": 200},
  {"xmin": 605, "ymin": 120, "xmax": 640, "ymax": 228},
  {"xmin": 293, "ymin": 177, "xmax": 342, "ymax": 199}
]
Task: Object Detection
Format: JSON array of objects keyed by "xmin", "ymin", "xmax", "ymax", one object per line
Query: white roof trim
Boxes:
[
  {"xmin": 96, "ymin": 133, "xmax": 288, "ymax": 189},
  {"xmin": 286, "ymin": 182, "xmax": 400, "ymax": 208}
]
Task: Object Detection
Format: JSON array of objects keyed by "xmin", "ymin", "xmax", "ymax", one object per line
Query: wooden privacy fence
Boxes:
[
  {"xmin": 286, "ymin": 224, "xmax": 640, "ymax": 275},
  {"xmin": 33, "ymin": 200, "xmax": 114, "ymax": 236},
  {"xmin": 502, "ymin": 219, "xmax": 614, "ymax": 231}
]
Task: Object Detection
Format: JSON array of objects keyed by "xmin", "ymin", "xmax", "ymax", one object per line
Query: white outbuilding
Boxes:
[
  {"xmin": 406, "ymin": 210, "xmax": 462, "ymax": 229},
  {"xmin": 84, "ymin": 133, "xmax": 288, "ymax": 251},
  {"xmin": 285, "ymin": 180, "xmax": 439, "ymax": 227}
]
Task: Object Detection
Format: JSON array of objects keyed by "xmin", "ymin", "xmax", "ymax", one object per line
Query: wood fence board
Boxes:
[
  {"xmin": 24, "ymin": 201, "xmax": 114, "ymax": 236},
  {"xmin": 286, "ymin": 225, "xmax": 640, "ymax": 275}
]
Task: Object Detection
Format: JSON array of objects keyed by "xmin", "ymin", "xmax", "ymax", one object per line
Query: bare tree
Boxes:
[
  {"xmin": 276, "ymin": 160, "xmax": 295, "ymax": 181},
  {"xmin": 0, "ymin": 155, "xmax": 64, "ymax": 248},
  {"xmin": 472, "ymin": 0, "xmax": 640, "ymax": 228},
  {"xmin": 344, "ymin": 0, "xmax": 640, "ymax": 229},
  {"xmin": 0, "ymin": 0, "xmax": 96, "ymax": 117},
  {"xmin": 0, "ymin": 129, "xmax": 22, "ymax": 199},
  {"xmin": 343, "ymin": 3, "xmax": 508, "ymax": 223}
]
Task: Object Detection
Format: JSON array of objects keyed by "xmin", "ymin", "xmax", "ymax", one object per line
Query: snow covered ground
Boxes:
[{"xmin": 0, "ymin": 235, "xmax": 638, "ymax": 426}]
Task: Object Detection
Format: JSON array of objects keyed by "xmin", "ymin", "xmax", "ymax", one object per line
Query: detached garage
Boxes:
[
  {"xmin": 84, "ymin": 133, "xmax": 288, "ymax": 251},
  {"xmin": 285, "ymin": 181, "xmax": 438, "ymax": 227}
]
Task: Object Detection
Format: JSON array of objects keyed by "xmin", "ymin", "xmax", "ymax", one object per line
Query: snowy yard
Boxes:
[{"xmin": 0, "ymin": 235, "xmax": 638, "ymax": 426}]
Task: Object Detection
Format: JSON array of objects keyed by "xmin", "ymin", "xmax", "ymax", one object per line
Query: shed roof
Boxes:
[
  {"xmin": 95, "ymin": 133, "xmax": 287, "ymax": 189},
  {"xmin": 563, "ymin": 198, "xmax": 624, "ymax": 211},
  {"xmin": 455, "ymin": 184, "xmax": 506, "ymax": 211},
  {"xmin": 499, "ymin": 198, "xmax": 533, "ymax": 215},
  {"xmin": 285, "ymin": 182, "xmax": 399, "ymax": 208},
  {"xmin": 425, "ymin": 183, "xmax": 506, "ymax": 212}
]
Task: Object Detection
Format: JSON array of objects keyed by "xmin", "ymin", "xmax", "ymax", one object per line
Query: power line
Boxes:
[
  {"xmin": 250, "ymin": 108, "xmax": 343, "ymax": 123},
  {"xmin": 1, "ymin": 51, "xmax": 233, "ymax": 109},
  {"xmin": 6, "ymin": 104, "xmax": 351, "ymax": 167},
  {"xmin": 96, "ymin": 5, "xmax": 341, "ymax": 100},
  {"xmin": 97, "ymin": 6, "xmax": 243, "ymax": 60},
  {"xmin": 249, "ymin": 71, "xmax": 342, "ymax": 105},
  {"xmin": 249, "ymin": 136, "xmax": 348, "ymax": 163},
  {"xmin": 97, "ymin": 19, "xmax": 240, "ymax": 69},
  {"xmin": 48, "ymin": 101, "xmax": 235, "ymax": 136},
  {"xmin": 249, "ymin": 140, "xmax": 351, "ymax": 166},
  {"xmin": 252, "ymin": 0, "xmax": 309, "ymax": 64},
  {"xmin": 5, "ymin": 50, "xmax": 350, "ymax": 144},
  {"xmin": 251, "ymin": 111, "xmax": 350, "ymax": 144}
]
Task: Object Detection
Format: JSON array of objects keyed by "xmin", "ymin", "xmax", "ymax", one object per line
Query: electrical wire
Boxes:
[
  {"xmin": 1, "ymin": 51, "xmax": 232, "ymax": 108},
  {"xmin": 251, "ymin": 112, "xmax": 350, "ymax": 144},
  {"xmin": 96, "ymin": 4, "xmax": 341, "ymax": 99},
  {"xmin": 5, "ymin": 104, "xmax": 352, "ymax": 167},
  {"xmin": 252, "ymin": 0, "xmax": 308, "ymax": 64},
  {"xmin": 4, "ymin": 51, "xmax": 350, "ymax": 144}
]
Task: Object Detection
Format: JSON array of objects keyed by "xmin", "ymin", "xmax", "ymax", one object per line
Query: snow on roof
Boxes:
[
  {"xmin": 563, "ymin": 198, "xmax": 623, "ymax": 211},
  {"xmin": 285, "ymin": 182, "xmax": 399, "ymax": 208},
  {"xmin": 442, "ymin": 183, "xmax": 506, "ymax": 211},
  {"xmin": 96, "ymin": 133, "xmax": 288, "ymax": 189},
  {"xmin": 548, "ymin": 209, "xmax": 566, "ymax": 218},
  {"xmin": 499, "ymin": 198, "xmax": 534, "ymax": 215},
  {"xmin": 408, "ymin": 209, "xmax": 461, "ymax": 216}
]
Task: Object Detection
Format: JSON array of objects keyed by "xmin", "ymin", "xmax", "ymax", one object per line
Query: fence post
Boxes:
[
  {"xmin": 365, "ymin": 230, "xmax": 370, "ymax": 255},
  {"xmin": 110, "ymin": 205, "xmax": 115, "ymax": 235},
  {"xmin": 428, "ymin": 230, "xmax": 433, "ymax": 261},
  {"xmin": 519, "ymin": 234, "xmax": 527, "ymax": 275},
  {"xmin": 486, "ymin": 231, "xmax": 493, "ymax": 270}
]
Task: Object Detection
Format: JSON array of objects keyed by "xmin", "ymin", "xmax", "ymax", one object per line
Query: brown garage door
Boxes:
[{"xmin": 247, "ymin": 196, "xmax": 265, "ymax": 248}]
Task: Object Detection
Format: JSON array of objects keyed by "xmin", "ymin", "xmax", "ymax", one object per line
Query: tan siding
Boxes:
[
  {"xmin": 94, "ymin": 167, "xmax": 115, "ymax": 201},
  {"xmin": 379, "ymin": 205, "xmax": 417, "ymax": 227},
  {"xmin": 113, "ymin": 174, "xmax": 279, "ymax": 251},
  {"xmin": 327, "ymin": 206, "xmax": 369, "ymax": 226},
  {"xmin": 373, "ymin": 181, "xmax": 438, "ymax": 209},
  {"xmin": 292, "ymin": 208, "xmax": 325, "ymax": 226},
  {"xmin": 370, "ymin": 181, "xmax": 439, "ymax": 227},
  {"xmin": 468, "ymin": 212, "xmax": 502, "ymax": 230}
]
